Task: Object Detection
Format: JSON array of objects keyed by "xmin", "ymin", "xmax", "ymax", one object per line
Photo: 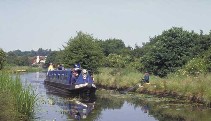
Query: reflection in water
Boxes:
[
  {"xmin": 45, "ymin": 85, "xmax": 96, "ymax": 120},
  {"xmin": 20, "ymin": 72, "xmax": 211, "ymax": 121},
  {"xmin": 141, "ymin": 105, "xmax": 149, "ymax": 114}
]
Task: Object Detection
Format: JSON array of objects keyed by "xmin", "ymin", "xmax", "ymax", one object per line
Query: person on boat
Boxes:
[
  {"xmin": 71, "ymin": 70, "xmax": 79, "ymax": 84},
  {"xmin": 48, "ymin": 63, "xmax": 54, "ymax": 71},
  {"xmin": 57, "ymin": 64, "xmax": 61, "ymax": 70},
  {"xmin": 82, "ymin": 69, "xmax": 88, "ymax": 80},
  {"xmin": 57, "ymin": 64, "xmax": 64, "ymax": 70},
  {"xmin": 61, "ymin": 64, "xmax": 65, "ymax": 70}
]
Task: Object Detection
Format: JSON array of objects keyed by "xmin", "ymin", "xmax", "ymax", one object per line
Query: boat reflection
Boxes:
[
  {"xmin": 67, "ymin": 100, "xmax": 95, "ymax": 120},
  {"xmin": 44, "ymin": 84, "xmax": 96, "ymax": 120}
]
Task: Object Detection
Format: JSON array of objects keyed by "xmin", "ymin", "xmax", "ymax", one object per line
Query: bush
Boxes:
[
  {"xmin": 0, "ymin": 49, "xmax": 6, "ymax": 70},
  {"xmin": 178, "ymin": 58, "xmax": 206, "ymax": 76}
]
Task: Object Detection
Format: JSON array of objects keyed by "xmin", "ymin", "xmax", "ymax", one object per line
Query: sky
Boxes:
[{"xmin": 1, "ymin": 0, "xmax": 211, "ymax": 52}]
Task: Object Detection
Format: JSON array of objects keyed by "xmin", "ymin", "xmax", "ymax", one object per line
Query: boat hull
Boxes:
[{"xmin": 44, "ymin": 79, "xmax": 96, "ymax": 95}]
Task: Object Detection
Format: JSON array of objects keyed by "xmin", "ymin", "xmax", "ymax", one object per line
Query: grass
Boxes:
[
  {"xmin": 95, "ymin": 67, "xmax": 142, "ymax": 88},
  {"xmin": 0, "ymin": 71, "xmax": 37, "ymax": 120},
  {"xmin": 94, "ymin": 67, "xmax": 211, "ymax": 104}
]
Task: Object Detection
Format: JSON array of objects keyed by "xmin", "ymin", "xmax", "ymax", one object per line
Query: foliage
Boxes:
[
  {"xmin": 9, "ymin": 48, "xmax": 52, "ymax": 57},
  {"xmin": 202, "ymin": 47, "xmax": 211, "ymax": 72},
  {"xmin": 104, "ymin": 53, "xmax": 143, "ymax": 70},
  {"xmin": 62, "ymin": 31, "xmax": 104, "ymax": 71},
  {"xmin": 6, "ymin": 48, "xmax": 52, "ymax": 66},
  {"xmin": 6, "ymin": 53, "xmax": 30, "ymax": 66},
  {"xmin": 178, "ymin": 58, "xmax": 207, "ymax": 76},
  {"xmin": 97, "ymin": 38, "xmax": 129, "ymax": 56},
  {"xmin": 0, "ymin": 49, "xmax": 6, "ymax": 70},
  {"xmin": 0, "ymin": 71, "xmax": 37, "ymax": 120},
  {"xmin": 105, "ymin": 54, "xmax": 127, "ymax": 68},
  {"xmin": 0, "ymin": 92, "xmax": 18, "ymax": 121},
  {"xmin": 141, "ymin": 27, "xmax": 203, "ymax": 77},
  {"xmin": 95, "ymin": 67, "xmax": 142, "ymax": 88},
  {"xmin": 6, "ymin": 51, "xmax": 17, "ymax": 66},
  {"xmin": 45, "ymin": 51, "xmax": 60, "ymax": 65},
  {"xmin": 16, "ymin": 56, "xmax": 30, "ymax": 66},
  {"xmin": 128, "ymin": 58, "xmax": 144, "ymax": 71}
]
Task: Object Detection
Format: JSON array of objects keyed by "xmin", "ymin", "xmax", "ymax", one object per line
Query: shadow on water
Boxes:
[{"xmin": 20, "ymin": 72, "xmax": 211, "ymax": 121}]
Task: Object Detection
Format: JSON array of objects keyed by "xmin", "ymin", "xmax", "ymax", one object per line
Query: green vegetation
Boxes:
[
  {"xmin": 95, "ymin": 67, "xmax": 211, "ymax": 104},
  {"xmin": 95, "ymin": 67, "xmax": 143, "ymax": 88},
  {"xmin": 0, "ymin": 71, "xmax": 37, "ymax": 120},
  {"xmin": 6, "ymin": 48, "xmax": 51, "ymax": 67},
  {"xmin": 149, "ymin": 73, "xmax": 211, "ymax": 104},
  {"xmin": 0, "ymin": 48, "xmax": 6, "ymax": 70},
  {"xmin": 62, "ymin": 31, "xmax": 104, "ymax": 71},
  {"xmin": 141, "ymin": 27, "xmax": 211, "ymax": 77},
  {"xmin": 1, "ymin": 27, "xmax": 211, "ymax": 105},
  {"xmin": 2, "ymin": 27, "xmax": 211, "ymax": 77}
]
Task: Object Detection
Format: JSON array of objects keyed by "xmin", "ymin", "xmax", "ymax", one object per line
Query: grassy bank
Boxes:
[
  {"xmin": 94, "ymin": 67, "xmax": 211, "ymax": 105},
  {"xmin": 94, "ymin": 67, "xmax": 162, "ymax": 89},
  {"xmin": 145, "ymin": 73, "xmax": 211, "ymax": 105},
  {"xmin": 0, "ymin": 71, "xmax": 37, "ymax": 120}
]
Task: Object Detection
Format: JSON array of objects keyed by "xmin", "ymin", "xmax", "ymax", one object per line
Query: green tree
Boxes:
[
  {"xmin": 63, "ymin": 32, "xmax": 104, "ymax": 71},
  {"xmin": 141, "ymin": 27, "xmax": 199, "ymax": 77},
  {"xmin": 0, "ymin": 49, "xmax": 6, "ymax": 70},
  {"xmin": 105, "ymin": 54, "xmax": 126, "ymax": 68},
  {"xmin": 16, "ymin": 56, "xmax": 30, "ymax": 66},
  {"xmin": 45, "ymin": 51, "xmax": 59, "ymax": 65},
  {"xmin": 6, "ymin": 51, "xmax": 17, "ymax": 66},
  {"xmin": 98, "ymin": 38, "xmax": 128, "ymax": 56}
]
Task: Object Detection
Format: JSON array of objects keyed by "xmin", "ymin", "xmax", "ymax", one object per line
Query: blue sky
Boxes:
[{"xmin": 1, "ymin": 0, "xmax": 211, "ymax": 52}]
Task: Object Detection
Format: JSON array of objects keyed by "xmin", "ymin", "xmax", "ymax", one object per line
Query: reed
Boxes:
[{"xmin": 0, "ymin": 71, "xmax": 37, "ymax": 120}]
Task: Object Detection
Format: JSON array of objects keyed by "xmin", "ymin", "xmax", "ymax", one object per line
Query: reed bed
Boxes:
[{"xmin": 0, "ymin": 71, "xmax": 37, "ymax": 120}]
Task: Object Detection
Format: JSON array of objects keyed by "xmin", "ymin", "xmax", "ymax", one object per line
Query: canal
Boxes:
[{"xmin": 20, "ymin": 72, "xmax": 211, "ymax": 121}]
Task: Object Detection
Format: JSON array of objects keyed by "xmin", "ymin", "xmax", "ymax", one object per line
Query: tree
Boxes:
[
  {"xmin": 63, "ymin": 32, "xmax": 104, "ymax": 71},
  {"xmin": 45, "ymin": 51, "xmax": 59, "ymax": 65},
  {"xmin": 0, "ymin": 49, "xmax": 6, "ymax": 70},
  {"xmin": 16, "ymin": 56, "xmax": 30, "ymax": 66},
  {"xmin": 98, "ymin": 38, "xmax": 128, "ymax": 56},
  {"xmin": 141, "ymin": 27, "xmax": 199, "ymax": 77},
  {"xmin": 6, "ymin": 51, "xmax": 17, "ymax": 66}
]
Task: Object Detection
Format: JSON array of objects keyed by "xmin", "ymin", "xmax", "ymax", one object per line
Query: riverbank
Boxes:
[
  {"xmin": 94, "ymin": 67, "xmax": 211, "ymax": 106},
  {"xmin": 0, "ymin": 71, "xmax": 37, "ymax": 120}
]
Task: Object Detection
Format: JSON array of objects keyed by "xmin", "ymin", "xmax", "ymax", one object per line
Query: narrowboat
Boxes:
[{"xmin": 44, "ymin": 69, "xmax": 97, "ymax": 95}]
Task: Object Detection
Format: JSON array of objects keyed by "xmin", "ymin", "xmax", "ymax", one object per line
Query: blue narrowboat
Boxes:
[{"xmin": 44, "ymin": 69, "xmax": 96, "ymax": 95}]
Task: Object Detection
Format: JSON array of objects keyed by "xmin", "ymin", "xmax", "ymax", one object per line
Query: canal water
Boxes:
[{"xmin": 20, "ymin": 72, "xmax": 211, "ymax": 121}]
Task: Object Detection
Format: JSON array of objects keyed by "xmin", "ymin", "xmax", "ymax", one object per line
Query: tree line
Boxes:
[
  {"xmin": 1, "ymin": 48, "xmax": 52, "ymax": 66},
  {"xmin": 1, "ymin": 27, "xmax": 211, "ymax": 77}
]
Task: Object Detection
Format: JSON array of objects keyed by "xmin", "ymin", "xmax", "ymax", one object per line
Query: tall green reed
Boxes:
[{"xmin": 0, "ymin": 71, "xmax": 37, "ymax": 120}]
